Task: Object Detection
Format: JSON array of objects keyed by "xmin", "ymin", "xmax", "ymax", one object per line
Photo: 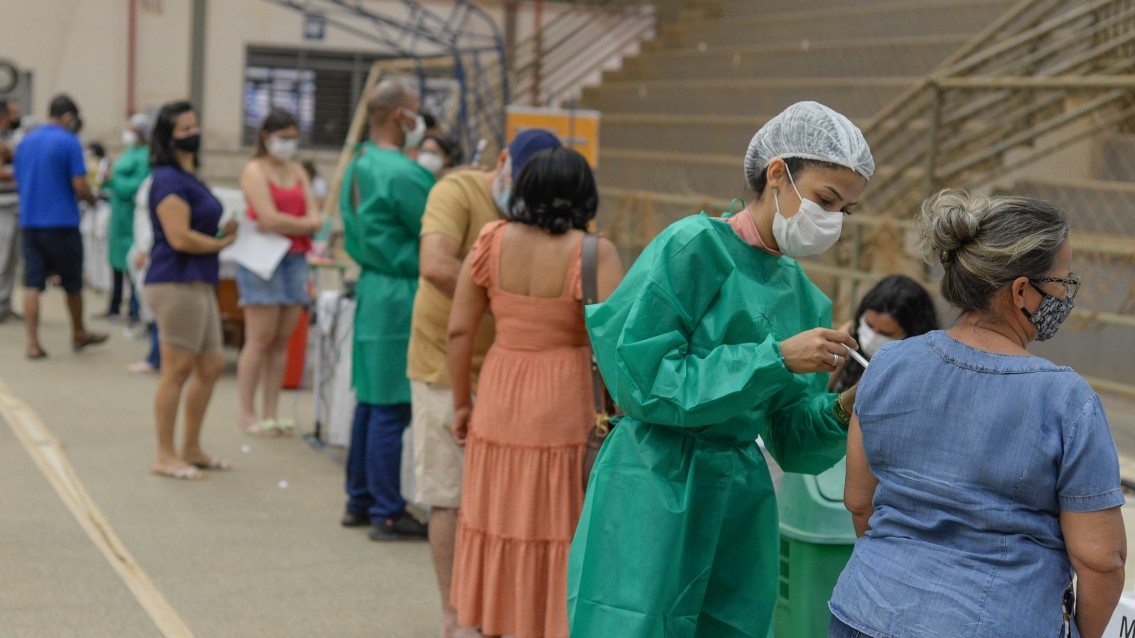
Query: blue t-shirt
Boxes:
[
  {"xmin": 12, "ymin": 124, "xmax": 87, "ymax": 229},
  {"xmin": 145, "ymin": 165, "xmax": 223, "ymax": 286},
  {"xmin": 830, "ymin": 330, "xmax": 1124, "ymax": 638}
]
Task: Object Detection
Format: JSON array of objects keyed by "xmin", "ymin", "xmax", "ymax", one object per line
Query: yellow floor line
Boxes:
[{"xmin": 0, "ymin": 378, "xmax": 194, "ymax": 638}]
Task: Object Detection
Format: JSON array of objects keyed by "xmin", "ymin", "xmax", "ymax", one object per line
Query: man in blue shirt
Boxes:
[{"xmin": 13, "ymin": 94, "xmax": 106, "ymax": 359}]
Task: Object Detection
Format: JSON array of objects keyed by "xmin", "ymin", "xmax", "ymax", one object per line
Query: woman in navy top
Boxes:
[
  {"xmin": 142, "ymin": 101, "xmax": 237, "ymax": 480},
  {"xmin": 830, "ymin": 190, "xmax": 1126, "ymax": 638}
]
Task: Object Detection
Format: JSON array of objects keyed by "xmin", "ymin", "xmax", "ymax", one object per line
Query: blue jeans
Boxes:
[
  {"xmin": 345, "ymin": 402, "xmax": 411, "ymax": 523},
  {"xmin": 829, "ymin": 616, "xmax": 872, "ymax": 638},
  {"xmin": 145, "ymin": 323, "xmax": 160, "ymax": 369}
]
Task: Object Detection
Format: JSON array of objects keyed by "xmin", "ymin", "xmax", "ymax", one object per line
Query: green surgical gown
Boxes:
[
  {"xmin": 341, "ymin": 143, "xmax": 436, "ymax": 405},
  {"xmin": 567, "ymin": 214, "xmax": 848, "ymax": 638},
  {"xmin": 103, "ymin": 145, "xmax": 151, "ymax": 271}
]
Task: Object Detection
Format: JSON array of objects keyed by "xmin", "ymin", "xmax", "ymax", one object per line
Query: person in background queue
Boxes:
[
  {"xmin": 339, "ymin": 80, "xmax": 434, "ymax": 541},
  {"xmin": 13, "ymin": 94, "xmax": 106, "ymax": 359},
  {"xmin": 144, "ymin": 100, "xmax": 236, "ymax": 480},
  {"xmin": 406, "ymin": 127, "xmax": 561, "ymax": 638}
]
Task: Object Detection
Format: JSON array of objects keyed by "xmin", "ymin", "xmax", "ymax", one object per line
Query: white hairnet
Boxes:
[
  {"xmin": 129, "ymin": 112, "xmax": 153, "ymax": 139},
  {"xmin": 743, "ymin": 101, "xmax": 874, "ymax": 189}
]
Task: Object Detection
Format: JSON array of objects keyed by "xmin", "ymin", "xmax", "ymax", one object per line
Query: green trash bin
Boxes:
[{"xmin": 774, "ymin": 457, "xmax": 856, "ymax": 638}]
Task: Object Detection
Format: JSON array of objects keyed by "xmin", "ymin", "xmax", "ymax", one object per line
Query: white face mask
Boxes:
[
  {"xmin": 122, "ymin": 130, "xmax": 139, "ymax": 146},
  {"xmin": 417, "ymin": 151, "xmax": 445, "ymax": 175},
  {"xmin": 267, "ymin": 136, "xmax": 298, "ymax": 161},
  {"xmin": 491, "ymin": 158, "xmax": 512, "ymax": 217},
  {"xmin": 771, "ymin": 165, "xmax": 844, "ymax": 258},
  {"xmin": 857, "ymin": 316, "xmax": 895, "ymax": 358},
  {"xmin": 400, "ymin": 109, "xmax": 426, "ymax": 152}
]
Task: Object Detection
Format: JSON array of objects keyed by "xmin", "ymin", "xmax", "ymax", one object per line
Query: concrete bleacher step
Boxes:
[
  {"xmin": 675, "ymin": 0, "xmax": 1017, "ymax": 48},
  {"xmin": 1094, "ymin": 135, "xmax": 1135, "ymax": 182},
  {"xmin": 1014, "ymin": 178, "xmax": 1135, "ymax": 235},
  {"xmin": 597, "ymin": 149, "xmax": 749, "ymax": 202},
  {"xmin": 600, "ymin": 114, "xmax": 768, "ymax": 155},
  {"xmin": 613, "ymin": 35, "xmax": 967, "ymax": 82},
  {"xmin": 599, "ymin": 113, "xmax": 926, "ymax": 156},
  {"xmin": 582, "ymin": 77, "xmax": 913, "ymax": 117}
]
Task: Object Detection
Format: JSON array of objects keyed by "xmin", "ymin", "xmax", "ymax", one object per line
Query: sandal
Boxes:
[
  {"xmin": 26, "ymin": 344, "xmax": 47, "ymax": 360},
  {"xmin": 189, "ymin": 456, "xmax": 232, "ymax": 471},
  {"xmin": 238, "ymin": 419, "xmax": 280, "ymax": 438},
  {"xmin": 73, "ymin": 332, "xmax": 109, "ymax": 352},
  {"xmin": 275, "ymin": 418, "xmax": 297, "ymax": 437},
  {"xmin": 152, "ymin": 465, "xmax": 205, "ymax": 480}
]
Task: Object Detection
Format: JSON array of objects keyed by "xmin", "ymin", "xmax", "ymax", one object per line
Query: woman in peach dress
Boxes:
[{"xmin": 446, "ymin": 148, "xmax": 623, "ymax": 638}]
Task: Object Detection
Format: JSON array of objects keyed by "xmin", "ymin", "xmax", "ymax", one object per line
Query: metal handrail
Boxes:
[{"xmin": 860, "ymin": 0, "xmax": 1135, "ymax": 216}]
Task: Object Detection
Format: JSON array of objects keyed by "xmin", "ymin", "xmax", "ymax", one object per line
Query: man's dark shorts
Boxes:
[{"xmin": 23, "ymin": 227, "xmax": 83, "ymax": 295}]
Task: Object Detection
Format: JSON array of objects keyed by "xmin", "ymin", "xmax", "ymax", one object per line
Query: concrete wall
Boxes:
[{"xmin": 4, "ymin": 0, "xmax": 535, "ymax": 148}]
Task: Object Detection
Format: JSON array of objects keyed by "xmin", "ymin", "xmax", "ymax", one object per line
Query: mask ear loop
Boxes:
[
  {"xmin": 785, "ymin": 164, "xmax": 805, "ymax": 201},
  {"xmin": 723, "ymin": 198, "xmax": 745, "ymax": 218}
]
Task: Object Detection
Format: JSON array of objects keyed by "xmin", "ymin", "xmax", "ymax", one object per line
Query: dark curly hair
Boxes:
[
  {"xmin": 508, "ymin": 147, "xmax": 597, "ymax": 235},
  {"xmin": 831, "ymin": 274, "xmax": 939, "ymax": 393}
]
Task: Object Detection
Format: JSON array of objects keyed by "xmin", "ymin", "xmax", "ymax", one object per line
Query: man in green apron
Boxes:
[
  {"xmin": 102, "ymin": 113, "xmax": 152, "ymax": 321},
  {"xmin": 340, "ymin": 80, "xmax": 436, "ymax": 541}
]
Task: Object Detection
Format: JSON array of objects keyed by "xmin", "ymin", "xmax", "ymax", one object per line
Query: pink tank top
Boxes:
[{"xmin": 247, "ymin": 175, "xmax": 312, "ymax": 254}]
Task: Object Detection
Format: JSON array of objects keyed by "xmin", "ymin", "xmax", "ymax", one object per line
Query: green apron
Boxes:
[
  {"xmin": 567, "ymin": 214, "xmax": 848, "ymax": 637},
  {"xmin": 103, "ymin": 145, "xmax": 151, "ymax": 271},
  {"xmin": 341, "ymin": 143, "xmax": 436, "ymax": 405}
]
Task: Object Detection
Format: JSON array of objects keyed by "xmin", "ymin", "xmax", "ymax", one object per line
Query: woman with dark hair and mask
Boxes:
[
  {"xmin": 235, "ymin": 108, "xmax": 322, "ymax": 437},
  {"xmin": 567, "ymin": 101, "xmax": 872, "ymax": 637},
  {"xmin": 446, "ymin": 147, "xmax": 624, "ymax": 638},
  {"xmin": 143, "ymin": 100, "xmax": 236, "ymax": 480},
  {"xmin": 831, "ymin": 190, "xmax": 1125, "ymax": 638},
  {"xmin": 828, "ymin": 274, "xmax": 938, "ymax": 394}
]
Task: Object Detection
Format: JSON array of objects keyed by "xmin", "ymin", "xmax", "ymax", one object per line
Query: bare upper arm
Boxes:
[
  {"xmin": 844, "ymin": 413, "xmax": 877, "ymax": 515},
  {"xmin": 154, "ymin": 194, "xmax": 191, "ymax": 249},
  {"xmin": 240, "ymin": 161, "xmax": 279, "ymax": 218},
  {"xmin": 1061, "ymin": 507, "xmax": 1127, "ymax": 574},
  {"xmin": 596, "ymin": 237, "xmax": 624, "ymax": 301}
]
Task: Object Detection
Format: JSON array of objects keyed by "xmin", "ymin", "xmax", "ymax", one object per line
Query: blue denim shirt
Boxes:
[{"xmin": 830, "ymin": 330, "xmax": 1123, "ymax": 638}]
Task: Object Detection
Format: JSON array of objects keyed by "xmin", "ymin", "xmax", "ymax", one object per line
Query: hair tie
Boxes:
[{"xmin": 940, "ymin": 249, "xmax": 954, "ymax": 264}]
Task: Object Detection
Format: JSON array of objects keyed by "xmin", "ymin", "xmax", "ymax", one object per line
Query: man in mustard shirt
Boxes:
[
  {"xmin": 340, "ymin": 80, "xmax": 435, "ymax": 541},
  {"xmin": 406, "ymin": 129, "xmax": 560, "ymax": 637}
]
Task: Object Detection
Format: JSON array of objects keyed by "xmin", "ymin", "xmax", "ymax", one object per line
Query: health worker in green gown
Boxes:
[
  {"xmin": 567, "ymin": 101, "xmax": 875, "ymax": 638},
  {"xmin": 340, "ymin": 80, "xmax": 435, "ymax": 540},
  {"xmin": 102, "ymin": 113, "xmax": 153, "ymax": 319}
]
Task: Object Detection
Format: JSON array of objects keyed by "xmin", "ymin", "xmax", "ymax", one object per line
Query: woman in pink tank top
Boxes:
[{"xmin": 235, "ymin": 109, "xmax": 322, "ymax": 437}]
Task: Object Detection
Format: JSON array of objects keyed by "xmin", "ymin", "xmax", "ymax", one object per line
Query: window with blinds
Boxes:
[{"xmin": 242, "ymin": 47, "xmax": 392, "ymax": 149}]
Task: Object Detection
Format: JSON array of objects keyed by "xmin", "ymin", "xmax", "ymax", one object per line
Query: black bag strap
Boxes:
[{"xmin": 581, "ymin": 233, "xmax": 607, "ymax": 427}]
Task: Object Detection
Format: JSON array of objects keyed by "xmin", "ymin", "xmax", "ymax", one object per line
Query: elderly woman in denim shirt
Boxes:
[{"xmin": 830, "ymin": 190, "xmax": 1126, "ymax": 638}]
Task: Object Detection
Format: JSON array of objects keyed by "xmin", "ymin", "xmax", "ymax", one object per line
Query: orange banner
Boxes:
[{"xmin": 506, "ymin": 105, "xmax": 601, "ymax": 169}]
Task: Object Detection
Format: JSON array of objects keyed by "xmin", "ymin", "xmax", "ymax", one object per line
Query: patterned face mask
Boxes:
[{"xmin": 1020, "ymin": 282, "xmax": 1074, "ymax": 342}]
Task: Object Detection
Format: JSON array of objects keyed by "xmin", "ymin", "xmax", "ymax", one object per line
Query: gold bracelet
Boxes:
[{"xmin": 833, "ymin": 394, "xmax": 852, "ymax": 426}]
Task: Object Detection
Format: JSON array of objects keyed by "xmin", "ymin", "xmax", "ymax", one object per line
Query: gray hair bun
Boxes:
[{"xmin": 917, "ymin": 189, "xmax": 984, "ymax": 266}]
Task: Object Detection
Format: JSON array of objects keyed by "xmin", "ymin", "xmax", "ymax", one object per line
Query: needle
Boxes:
[{"xmin": 844, "ymin": 345, "xmax": 869, "ymax": 369}]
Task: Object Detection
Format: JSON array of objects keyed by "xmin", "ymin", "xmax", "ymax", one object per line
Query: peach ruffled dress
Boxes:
[{"xmin": 451, "ymin": 221, "xmax": 593, "ymax": 638}]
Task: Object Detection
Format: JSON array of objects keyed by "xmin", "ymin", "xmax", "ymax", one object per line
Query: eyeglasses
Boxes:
[{"xmin": 1030, "ymin": 272, "xmax": 1080, "ymax": 300}]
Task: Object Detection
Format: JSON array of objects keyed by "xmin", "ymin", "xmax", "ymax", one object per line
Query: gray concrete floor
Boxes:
[
  {"xmin": 2, "ymin": 288, "xmax": 1135, "ymax": 637},
  {"xmin": 0, "ymin": 289, "xmax": 441, "ymax": 638}
]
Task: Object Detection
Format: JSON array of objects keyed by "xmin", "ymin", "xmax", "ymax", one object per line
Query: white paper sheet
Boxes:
[{"xmin": 219, "ymin": 212, "xmax": 291, "ymax": 280}]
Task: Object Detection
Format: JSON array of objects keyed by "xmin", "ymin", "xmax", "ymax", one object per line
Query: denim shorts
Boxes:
[
  {"xmin": 23, "ymin": 227, "xmax": 83, "ymax": 294},
  {"xmin": 236, "ymin": 252, "xmax": 310, "ymax": 306}
]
